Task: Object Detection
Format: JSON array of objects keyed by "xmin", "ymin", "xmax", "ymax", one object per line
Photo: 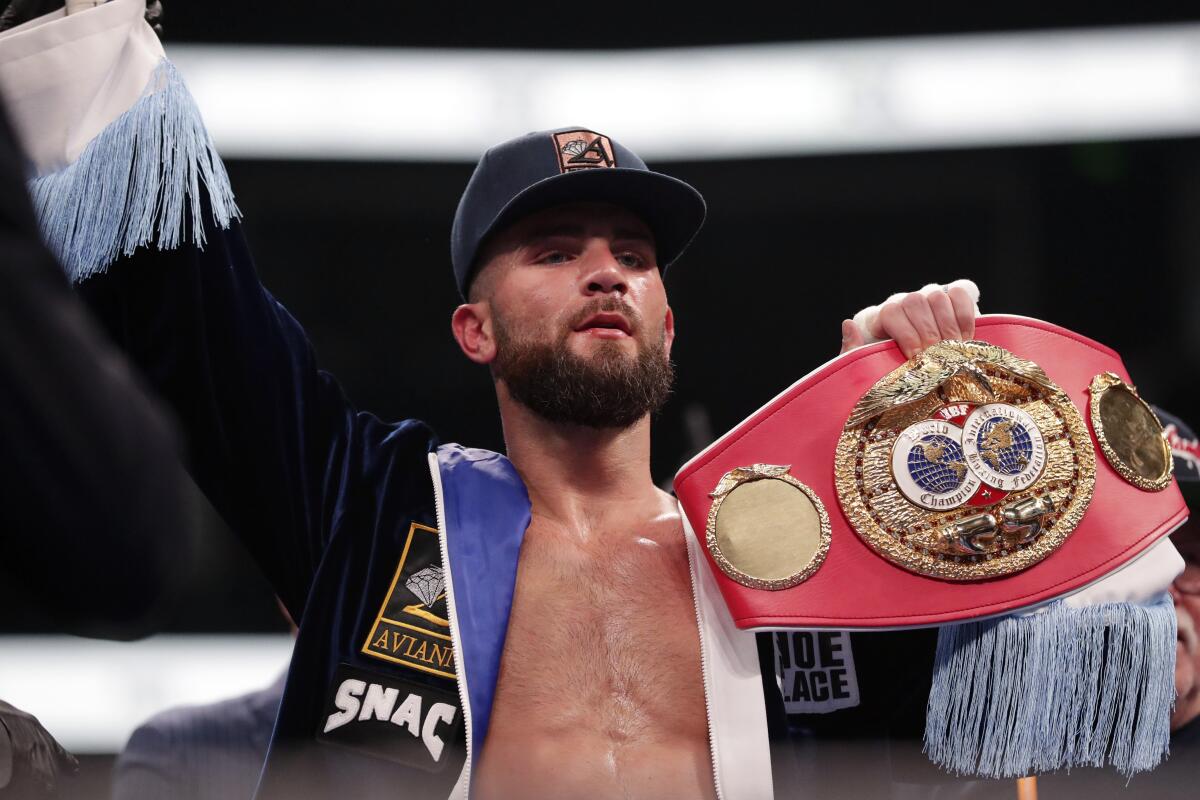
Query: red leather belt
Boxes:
[{"xmin": 674, "ymin": 315, "xmax": 1188, "ymax": 629}]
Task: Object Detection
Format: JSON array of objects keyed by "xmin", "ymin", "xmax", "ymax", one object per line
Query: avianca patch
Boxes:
[
  {"xmin": 553, "ymin": 129, "xmax": 617, "ymax": 172},
  {"xmin": 362, "ymin": 522, "xmax": 455, "ymax": 678},
  {"xmin": 318, "ymin": 663, "xmax": 464, "ymax": 772}
]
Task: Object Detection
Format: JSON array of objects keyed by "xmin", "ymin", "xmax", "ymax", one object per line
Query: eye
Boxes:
[
  {"xmin": 616, "ymin": 251, "xmax": 650, "ymax": 269},
  {"xmin": 537, "ymin": 251, "xmax": 571, "ymax": 265}
]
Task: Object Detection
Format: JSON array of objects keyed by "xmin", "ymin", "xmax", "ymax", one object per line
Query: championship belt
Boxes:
[{"xmin": 675, "ymin": 314, "xmax": 1187, "ymax": 779}]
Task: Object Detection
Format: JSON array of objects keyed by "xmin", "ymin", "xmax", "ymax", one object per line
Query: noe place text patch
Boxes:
[{"xmin": 773, "ymin": 630, "xmax": 860, "ymax": 714}]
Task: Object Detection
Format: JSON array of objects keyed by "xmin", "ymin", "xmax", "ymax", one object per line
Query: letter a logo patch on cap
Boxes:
[{"xmin": 553, "ymin": 130, "xmax": 617, "ymax": 172}]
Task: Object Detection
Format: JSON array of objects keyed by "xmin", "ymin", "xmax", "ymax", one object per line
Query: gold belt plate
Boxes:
[{"xmin": 834, "ymin": 340, "xmax": 1096, "ymax": 581}]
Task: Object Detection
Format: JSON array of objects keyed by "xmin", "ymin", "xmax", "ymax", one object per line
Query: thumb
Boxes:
[{"xmin": 840, "ymin": 319, "xmax": 865, "ymax": 354}]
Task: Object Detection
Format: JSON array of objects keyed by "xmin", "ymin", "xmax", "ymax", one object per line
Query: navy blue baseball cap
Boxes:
[{"xmin": 451, "ymin": 127, "xmax": 706, "ymax": 298}]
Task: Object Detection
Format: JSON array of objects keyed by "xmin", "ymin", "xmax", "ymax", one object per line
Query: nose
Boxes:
[{"xmin": 581, "ymin": 242, "xmax": 628, "ymax": 297}]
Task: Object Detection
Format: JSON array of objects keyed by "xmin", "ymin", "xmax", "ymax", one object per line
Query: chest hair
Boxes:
[{"xmin": 491, "ymin": 518, "xmax": 708, "ymax": 739}]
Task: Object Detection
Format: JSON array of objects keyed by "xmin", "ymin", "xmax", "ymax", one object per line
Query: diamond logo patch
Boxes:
[{"xmin": 362, "ymin": 523, "xmax": 455, "ymax": 678}]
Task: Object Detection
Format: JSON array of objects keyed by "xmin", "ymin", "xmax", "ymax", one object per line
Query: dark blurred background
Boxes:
[{"xmin": 3, "ymin": 5, "xmax": 1200, "ymax": 792}]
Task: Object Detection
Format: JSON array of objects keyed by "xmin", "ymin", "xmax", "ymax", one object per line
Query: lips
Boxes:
[{"xmin": 574, "ymin": 312, "xmax": 632, "ymax": 336}]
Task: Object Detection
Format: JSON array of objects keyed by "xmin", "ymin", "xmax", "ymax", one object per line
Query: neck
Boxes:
[{"xmin": 497, "ymin": 390, "xmax": 662, "ymax": 529}]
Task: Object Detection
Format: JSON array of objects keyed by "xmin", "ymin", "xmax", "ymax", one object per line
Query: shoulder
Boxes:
[
  {"xmin": 343, "ymin": 415, "xmax": 441, "ymax": 511},
  {"xmin": 120, "ymin": 683, "xmax": 281, "ymax": 761},
  {"xmin": 350, "ymin": 412, "xmax": 439, "ymax": 465},
  {"xmin": 114, "ymin": 707, "xmax": 188, "ymax": 782},
  {"xmin": 113, "ymin": 684, "xmax": 282, "ymax": 800}
]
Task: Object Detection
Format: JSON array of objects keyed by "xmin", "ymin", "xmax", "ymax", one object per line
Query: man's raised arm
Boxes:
[{"xmin": 0, "ymin": 0, "xmax": 433, "ymax": 618}]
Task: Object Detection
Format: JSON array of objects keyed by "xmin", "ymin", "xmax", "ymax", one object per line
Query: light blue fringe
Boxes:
[
  {"xmin": 925, "ymin": 593, "xmax": 1176, "ymax": 779},
  {"xmin": 28, "ymin": 58, "xmax": 239, "ymax": 283}
]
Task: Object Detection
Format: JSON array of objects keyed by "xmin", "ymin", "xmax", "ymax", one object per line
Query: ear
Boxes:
[
  {"xmin": 663, "ymin": 305, "xmax": 676, "ymax": 358},
  {"xmin": 451, "ymin": 302, "xmax": 497, "ymax": 365}
]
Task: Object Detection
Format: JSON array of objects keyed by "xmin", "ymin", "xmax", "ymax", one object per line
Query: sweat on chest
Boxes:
[{"xmin": 497, "ymin": 522, "xmax": 704, "ymax": 689}]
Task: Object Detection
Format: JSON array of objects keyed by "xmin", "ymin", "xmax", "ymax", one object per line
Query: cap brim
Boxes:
[{"xmin": 479, "ymin": 167, "xmax": 706, "ymax": 273}]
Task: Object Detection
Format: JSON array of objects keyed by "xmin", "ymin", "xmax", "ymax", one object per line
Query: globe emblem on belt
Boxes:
[
  {"xmin": 907, "ymin": 434, "xmax": 966, "ymax": 492},
  {"xmin": 975, "ymin": 417, "xmax": 1034, "ymax": 473},
  {"xmin": 891, "ymin": 419, "xmax": 982, "ymax": 510},
  {"xmin": 961, "ymin": 403, "xmax": 1046, "ymax": 491}
]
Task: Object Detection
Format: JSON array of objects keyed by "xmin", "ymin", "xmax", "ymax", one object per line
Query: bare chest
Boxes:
[{"xmin": 488, "ymin": 515, "xmax": 707, "ymax": 737}]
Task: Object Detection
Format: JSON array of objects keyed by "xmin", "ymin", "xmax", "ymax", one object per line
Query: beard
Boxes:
[{"xmin": 491, "ymin": 299, "xmax": 675, "ymax": 430}]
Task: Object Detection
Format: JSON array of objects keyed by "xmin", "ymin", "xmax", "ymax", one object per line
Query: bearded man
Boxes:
[
  {"xmin": 0, "ymin": 3, "xmax": 977, "ymax": 797},
  {"xmin": 442, "ymin": 132, "xmax": 976, "ymax": 798}
]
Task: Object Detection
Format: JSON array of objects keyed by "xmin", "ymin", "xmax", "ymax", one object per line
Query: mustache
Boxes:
[{"xmin": 564, "ymin": 296, "xmax": 643, "ymax": 335}]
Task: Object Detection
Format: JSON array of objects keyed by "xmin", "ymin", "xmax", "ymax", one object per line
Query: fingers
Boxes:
[
  {"xmin": 876, "ymin": 288, "xmax": 976, "ymax": 359},
  {"xmin": 847, "ymin": 280, "xmax": 981, "ymax": 359},
  {"xmin": 878, "ymin": 300, "xmax": 923, "ymax": 358},
  {"xmin": 927, "ymin": 289, "xmax": 962, "ymax": 341},
  {"xmin": 948, "ymin": 284, "xmax": 976, "ymax": 339},
  {"xmin": 839, "ymin": 319, "xmax": 865, "ymax": 354},
  {"xmin": 901, "ymin": 293, "xmax": 942, "ymax": 352}
]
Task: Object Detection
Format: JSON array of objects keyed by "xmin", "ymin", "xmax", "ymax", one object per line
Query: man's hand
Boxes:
[
  {"xmin": 0, "ymin": 699, "xmax": 78, "ymax": 793},
  {"xmin": 840, "ymin": 281, "xmax": 979, "ymax": 359}
]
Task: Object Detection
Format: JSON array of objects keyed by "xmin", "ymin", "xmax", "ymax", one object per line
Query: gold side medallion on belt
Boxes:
[
  {"xmin": 1088, "ymin": 371, "xmax": 1173, "ymax": 492},
  {"xmin": 705, "ymin": 464, "xmax": 832, "ymax": 590}
]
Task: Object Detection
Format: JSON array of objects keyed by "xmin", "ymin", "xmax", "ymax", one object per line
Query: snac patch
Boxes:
[{"xmin": 319, "ymin": 662, "xmax": 463, "ymax": 772}]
